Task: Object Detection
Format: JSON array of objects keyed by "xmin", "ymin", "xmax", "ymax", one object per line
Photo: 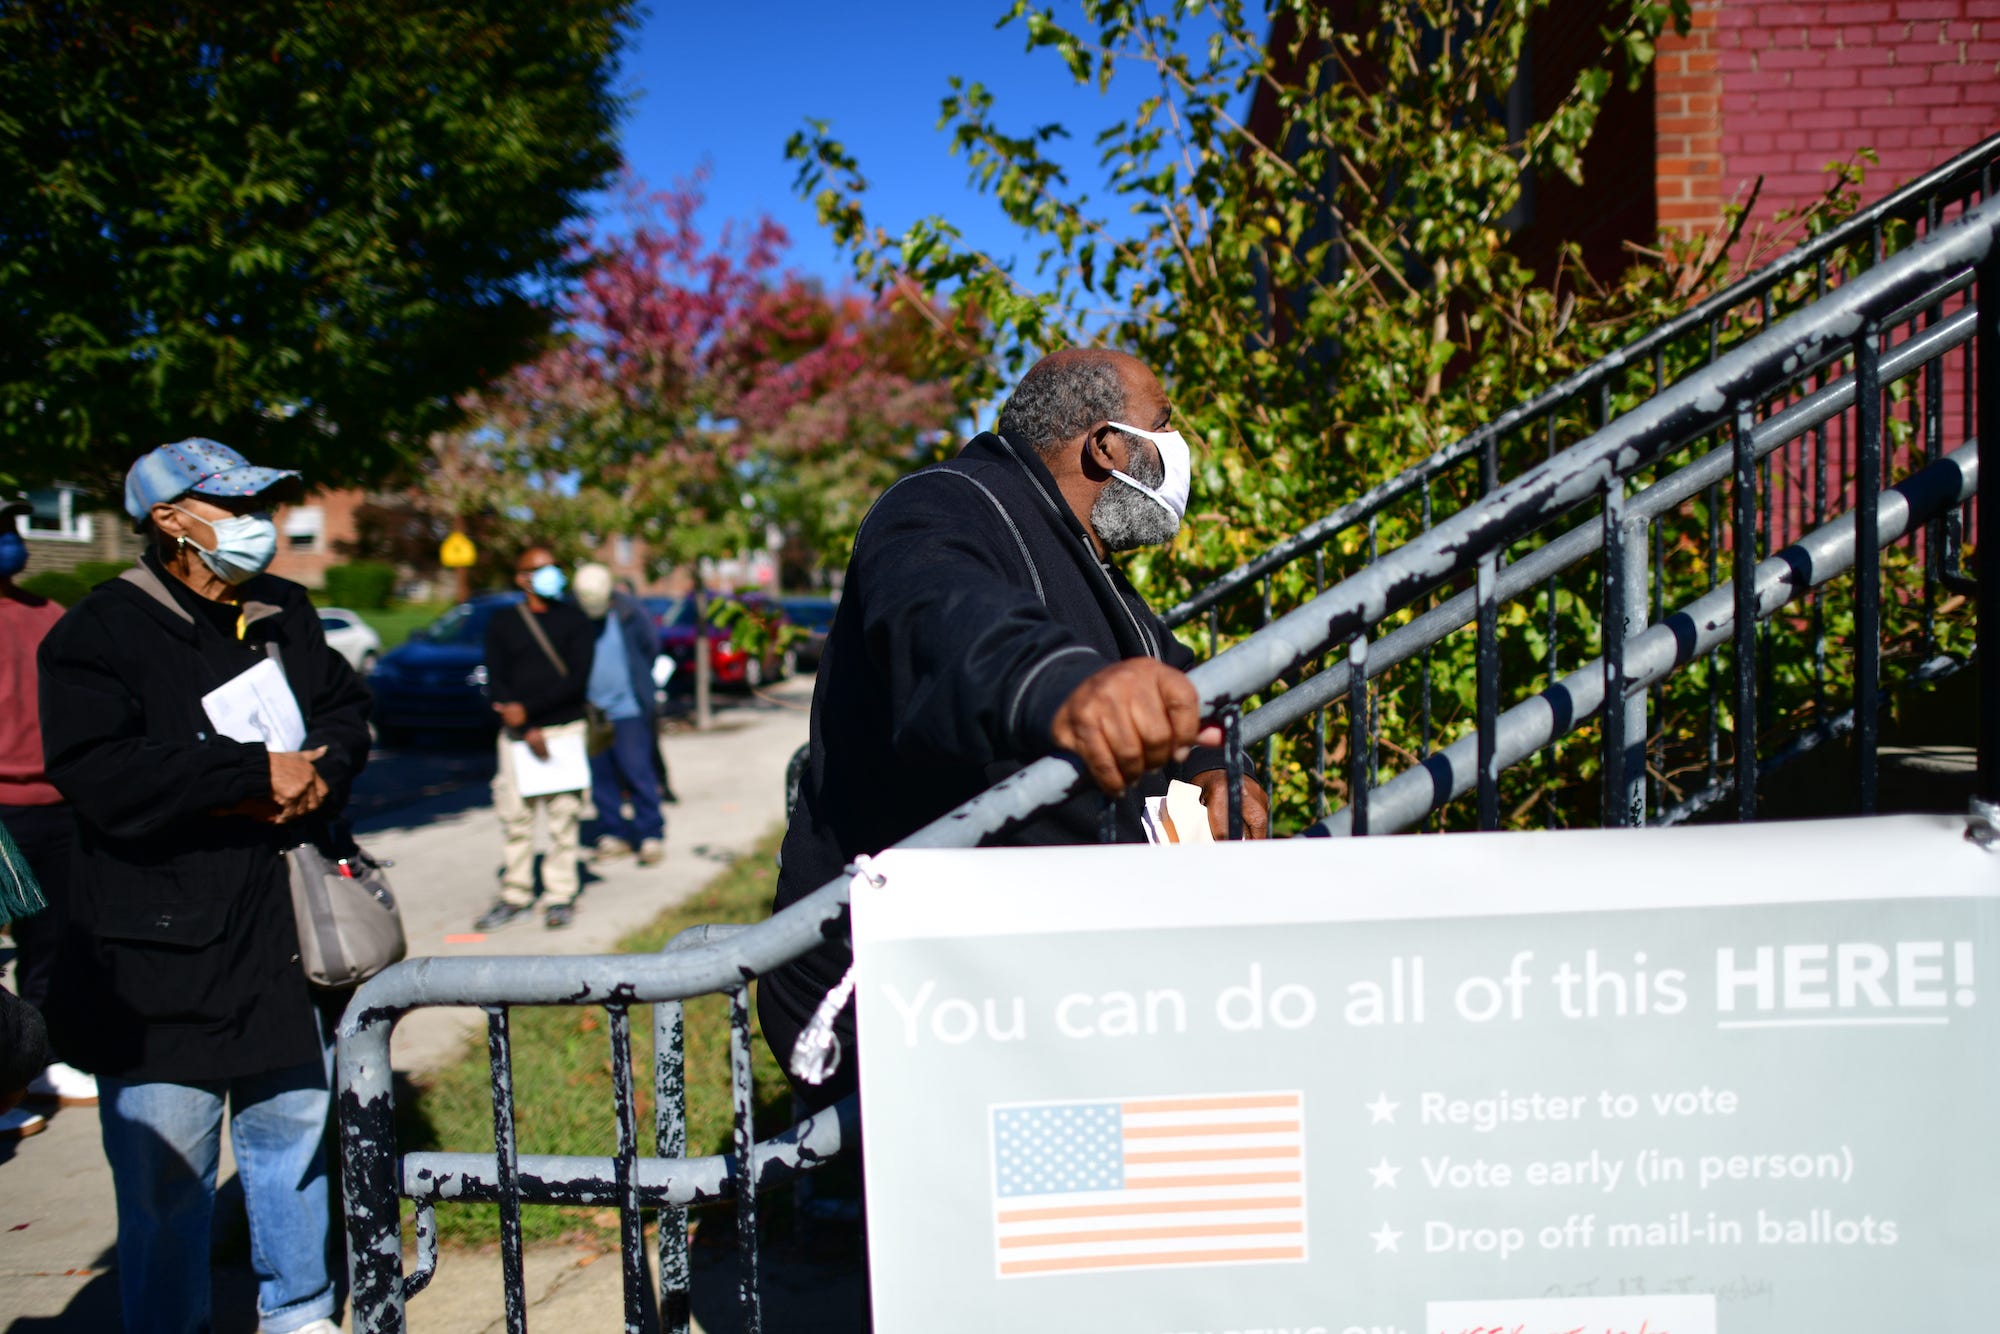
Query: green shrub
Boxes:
[
  {"xmin": 321, "ymin": 561, "xmax": 397, "ymax": 609},
  {"xmin": 18, "ymin": 571, "xmax": 89, "ymax": 606}
]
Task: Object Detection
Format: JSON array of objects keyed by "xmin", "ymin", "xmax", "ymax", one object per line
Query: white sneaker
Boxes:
[
  {"xmin": 0, "ymin": 1106, "xmax": 47, "ymax": 1140},
  {"xmin": 592, "ymin": 835, "xmax": 634, "ymax": 860},
  {"xmin": 637, "ymin": 838, "xmax": 665, "ymax": 866},
  {"xmin": 265, "ymin": 1319, "xmax": 340, "ymax": 1334},
  {"xmin": 26, "ymin": 1061, "xmax": 98, "ymax": 1106}
]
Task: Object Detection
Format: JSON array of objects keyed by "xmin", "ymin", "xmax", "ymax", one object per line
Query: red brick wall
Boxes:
[
  {"xmin": 268, "ymin": 487, "xmax": 365, "ymax": 589},
  {"xmin": 1657, "ymin": 0, "xmax": 1728, "ymax": 236},
  {"xmin": 1664, "ymin": 0, "xmax": 2000, "ymax": 239}
]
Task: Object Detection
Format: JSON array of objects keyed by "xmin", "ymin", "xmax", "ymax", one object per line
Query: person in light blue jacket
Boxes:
[{"xmin": 574, "ymin": 564, "xmax": 668, "ymax": 865}]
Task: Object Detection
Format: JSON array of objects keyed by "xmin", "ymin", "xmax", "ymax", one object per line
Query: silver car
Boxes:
[{"xmin": 317, "ymin": 607, "xmax": 383, "ymax": 674}]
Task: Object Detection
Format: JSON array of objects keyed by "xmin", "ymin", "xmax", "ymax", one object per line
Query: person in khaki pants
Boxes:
[{"xmin": 475, "ymin": 546, "xmax": 596, "ymax": 931}]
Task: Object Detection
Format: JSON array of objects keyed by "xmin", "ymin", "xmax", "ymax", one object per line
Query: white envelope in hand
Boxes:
[
  {"xmin": 1140, "ymin": 778, "xmax": 1217, "ymax": 845},
  {"xmin": 202, "ymin": 658, "xmax": 307, "ymax": 752},
  {"xmin": 509, "ymin": 730, "xmax": 590, "ymax": 798}
]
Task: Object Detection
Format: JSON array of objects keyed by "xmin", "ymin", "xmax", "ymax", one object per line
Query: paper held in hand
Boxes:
[
  {"xmin": 1140, "ymin": 778, "xmax": 1214, "ymax": 844},
  {"xmin": 509, "ymin": 730, "xmax": 590, "ymax": 798},
  {"xmin": 202, "ymin": 658, "xmax": 307, "ymax": 752}
]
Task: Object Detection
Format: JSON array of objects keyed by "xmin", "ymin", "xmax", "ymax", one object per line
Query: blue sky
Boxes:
[{"xmin": 601, "ymin": 2, "xmax": 1227, "ymax": 291}]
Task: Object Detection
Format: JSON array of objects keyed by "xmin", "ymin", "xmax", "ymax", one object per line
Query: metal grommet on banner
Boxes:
[{"xmin": 788, "ymin": 857, "xmax": 886, "ymax": 1085}]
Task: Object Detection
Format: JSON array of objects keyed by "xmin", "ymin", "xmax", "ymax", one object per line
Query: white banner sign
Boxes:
[{"xmin": 851, "ymin": 814, "xmax": 2000, "ymax": 1334}]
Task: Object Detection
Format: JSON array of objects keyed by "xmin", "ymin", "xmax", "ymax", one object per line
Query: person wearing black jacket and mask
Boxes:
[
  {"xmin": 763, "ymin": 349, "xmax": 1270, "ymax": 1112},
  {"xmin": 473, "ymin": 545, "xmax": 596, "ymax": 932},
  {"xmin": 37, "ymin": 439, "xmax": 370, "ymax": 1334}
]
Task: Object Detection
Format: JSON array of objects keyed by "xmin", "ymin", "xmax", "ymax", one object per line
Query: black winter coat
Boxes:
[
  {"xmin": 484, "ymin": 600, "xmax": 595, "ymax": 729},
  {"xmin": 763, "ymin": 432, "xmax": 1220, "ymax": 1087},
  {"xmin": 37, "ymin": 555, "xmax": 372, "ymax": 1081}
]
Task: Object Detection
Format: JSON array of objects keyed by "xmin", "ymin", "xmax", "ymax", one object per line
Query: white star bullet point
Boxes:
[
  {"xmin": 1369, "ymin": 1221, "xmax": 1404, "ymax": 1253},
  {"xmin": 1368, "ymin": 1157, "xmax": 1402, "ymax": 1189},
  {"xmin": 1365, "ymin": 1092, "xmax": 1399, "ymax": 1125}
]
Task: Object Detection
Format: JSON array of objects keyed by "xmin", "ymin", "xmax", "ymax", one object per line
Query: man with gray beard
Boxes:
[{"xmin": 762, "ymin": 347, "xmax": 1269, "ymax": 1111}]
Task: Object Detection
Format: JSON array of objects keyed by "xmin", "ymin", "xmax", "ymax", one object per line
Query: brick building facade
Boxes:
[
  {"xmin": 12, "ymin": 483, "xmax": 144, "ymax": 576},
  {"xmin": 1657, "ymin": 0, "xmax": 2000, "ymax": 239},
  {"xmin": 1259, "ymin": 2, "xmax": 1996, "ymax": 281},
  {"xmin": 267, "ymin": 487, "xmax": 366, "ymax": 589}
]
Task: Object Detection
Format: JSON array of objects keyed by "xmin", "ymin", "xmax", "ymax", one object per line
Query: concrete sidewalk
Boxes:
[{"xmin": 0, "ymin": 679, "xmax": 813, "ymax": 1333}]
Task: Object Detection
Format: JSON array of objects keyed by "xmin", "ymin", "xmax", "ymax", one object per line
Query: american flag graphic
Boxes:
[{"xmin": 988, "ymin": 1091, "xmax": 1307, "ymax": 1278}]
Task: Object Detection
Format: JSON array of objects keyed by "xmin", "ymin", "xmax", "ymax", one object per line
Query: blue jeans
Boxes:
[
  {"xmin": 98, "ymin": 1052, "xmax": 336, "ymax": 1334},
  {"xmin": 589, "ymin": 715, "xmax": 665, "ymax": 845}
]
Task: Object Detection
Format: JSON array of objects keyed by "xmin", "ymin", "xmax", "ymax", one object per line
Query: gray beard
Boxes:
[{"xmin": 1090, "ymin": 442, "xmax": 1178, "ymax": 553}]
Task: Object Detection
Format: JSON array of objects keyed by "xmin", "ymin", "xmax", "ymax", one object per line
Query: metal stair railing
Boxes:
[
  {"xmin": 1166, "ymin": 134, "xmax": 2000, "ymax": 817},
  {"xmin": 1167, "ymin": 131, "xmax": 2000, "ymax": 634},
  {"xmin": 337, "ymin": 182, "xmax": 2000, "ymax": 1334}
]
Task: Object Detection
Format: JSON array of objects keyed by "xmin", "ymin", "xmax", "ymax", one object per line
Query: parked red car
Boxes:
[{"xmin": 648, "ymin": 593, "xmax": 795, "ymax": 692}]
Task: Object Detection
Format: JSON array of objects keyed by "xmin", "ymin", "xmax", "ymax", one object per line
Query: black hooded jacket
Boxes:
[
  {"xmin": 762, "ymin": 432, "xmax": 1220, "ymax": 1093},
  {"xmin": 36, "ymin": 553, "xmax": 372, "ymax": 1081}
]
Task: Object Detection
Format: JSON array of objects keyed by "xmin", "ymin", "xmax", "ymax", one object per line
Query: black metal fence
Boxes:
[
  {"xmin": 1169, "ymin": 133, "xmax": 2000, "ymax": 831},
  {"xmin": 337, "ymin": 158, "xmax": 1998, "ymax": 1332}
]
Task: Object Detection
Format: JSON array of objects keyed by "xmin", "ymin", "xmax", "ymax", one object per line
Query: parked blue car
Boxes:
[{"xmin": 366, "ymin": 591, "xmax": 523, "ymax": 742}]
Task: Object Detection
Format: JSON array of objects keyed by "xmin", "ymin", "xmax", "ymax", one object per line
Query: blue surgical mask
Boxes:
[
  {"xmin": 172, "ymin": 506, "xmax": 277, "ymax": 585},
  {"xmin": 0, "ymin": 531, "xmax": 26, "ymax": 578},
  {"xmin": 529, "ymin": 565, "xmax": 568, "ymax": 599}
]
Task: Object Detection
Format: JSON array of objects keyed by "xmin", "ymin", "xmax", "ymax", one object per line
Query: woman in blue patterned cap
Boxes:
[{"xmin": 36, "ymin": 439, "xmax": 371, "ymax": 1334}]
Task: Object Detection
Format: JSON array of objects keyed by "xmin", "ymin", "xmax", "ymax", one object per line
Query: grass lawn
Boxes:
[
  {"xmin": 394, "ymin": 827, "xmax": 795, "ymax": 1245},
  {"xmin": 315, "ymin": 601, "xmax": 453, "ymax": 652},
  {"xmin": 366, "ymin": 602, "xmax": 455, "ymax": 652}
]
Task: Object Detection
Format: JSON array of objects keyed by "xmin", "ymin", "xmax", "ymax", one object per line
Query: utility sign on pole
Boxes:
[
  {"xmin": 850, "ymin": 815, "xmax": 2000, "ymax": 1334},
  {"xmin": 439, "ymin": 530, "xmax": 477, "ymax": 604},
  {"xmin": 439, "ymin": 531, "xmax": 476, "ymax": 568}
]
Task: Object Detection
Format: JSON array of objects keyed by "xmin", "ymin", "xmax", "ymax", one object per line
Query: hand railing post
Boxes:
[
  {"xmin": 1348, "ymin": 637, "xmax": 1370, "ymax": 836},
  {"xmin": 655, "ymin": 996, "xmax": 691, "ymax": 1334},
  {"xmin": 487, "ymin": 1007, "xmax": 528, "ymax": 1334},
  {"xmin": 1623, "ymin": 498, "xmax": 1650, "ymax": 827},
  {"xmin": 729, "ymin": 985, "xmax": 762, "ymax": 1333},
  {"xmin": 1476, "ymin": 551, "xmax": 1501, "ymax": 831},
  {"xmin": 338, "ymin": 1008, "xmax": 408, "ymax": 1334},
  {"xmin": 1856, "ymin": 323, "xmax": 1884, "ymax": 814},
  {"xmin": 1732, "ymin": 407, "xmax": 1760, "ymax": 822},
  {"xmin": 607, "ymin": 1005, "xmax": 647, "ymax": 1334},
  {"xmin": 1224, "ymin": 707, "xmax": 1246, "ymax": 841},
  {"xmin": 1979, "ymin": 251, "xmax": 2000, "ymax": 802},
  {"xmin": 1603, "ymin": 482, "xmax": 1631, "ymax": 827}
]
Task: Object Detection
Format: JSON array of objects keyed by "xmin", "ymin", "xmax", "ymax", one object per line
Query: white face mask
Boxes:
[
  {"xmin": 1105, "ymin": 421, "xmax": 1192, "ymax": 525},
  {"xmin": 171, "ymin": 505, "xmax": 278, "ymax": 585}
]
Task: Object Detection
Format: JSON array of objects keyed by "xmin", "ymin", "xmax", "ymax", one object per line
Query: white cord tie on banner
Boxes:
[{"xmin": 787, "ymin": 856, "xmax": 884, "ymax": 1085}]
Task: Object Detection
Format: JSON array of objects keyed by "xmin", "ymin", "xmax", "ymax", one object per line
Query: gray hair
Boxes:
[{"xmin": 997, "ymin": 354, "xmax": 1128, "ymax": 455}]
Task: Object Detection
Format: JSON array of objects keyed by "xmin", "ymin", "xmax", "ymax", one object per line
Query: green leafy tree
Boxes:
[
  {"xmin": 791, "ymin": 4, "xmax": 1955, "ymax": 831},
  {"xmin": 431, "ymin": 179, "xmax": 979, "ymax": 584},
  {"xmin": 0, "ymin": 0, "xmax": 634, "ymax": 493},
  {"xmin": 787, "ymin": 0, "xmax": 1702, "ymax": 823},
  {"xmin": 791, "ymin": 0, "xmax": 1694, "ymax": 586}
]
